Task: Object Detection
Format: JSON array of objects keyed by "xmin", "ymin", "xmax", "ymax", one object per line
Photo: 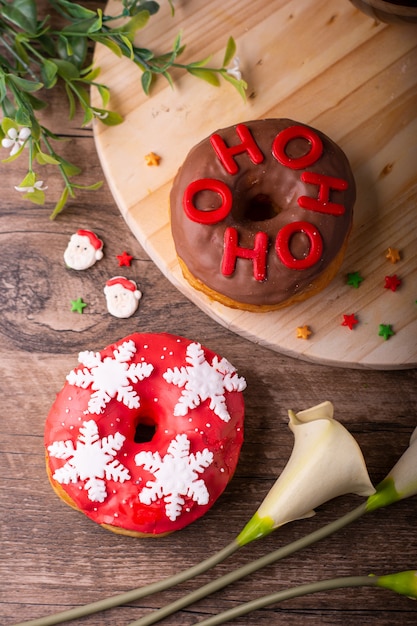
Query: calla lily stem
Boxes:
[
  {"xmin": 192, "ymin": 575, "xmax": 379, "ymax": 626},
  {"xmin": 126, "ymin": 502, "xmax": 368, "ymax": 626}
]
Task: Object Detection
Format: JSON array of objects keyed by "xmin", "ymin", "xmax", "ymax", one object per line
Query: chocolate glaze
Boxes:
[{"xmin": 170, "ymin": 119, "xmax": 356, "ymax": 307}]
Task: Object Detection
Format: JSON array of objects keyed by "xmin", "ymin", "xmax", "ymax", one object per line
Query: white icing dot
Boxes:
[
  {"xmin": 220, "ymin": 467, "xmax": 225, "ymax": 473},
  {"xmin": 153, "ymin": 397, "xmax": 158, "ymax": 402},
  {"xmin": 114, "ymin": 513, "xmax": 119, "ymax": 518},
  {"xmin": 165, "ymin": 429, "xmax": 169, "ymax": 434},
  {"xmin": 189, "ymin": 418, "xmax": 193, "ymax": 422},
  {"xmin": 112, "ymin": 489, "xmax": 116, "ymax": 494},
  {"xmin": 169, "ymin": 351, "xmax": 173, "ymax": 356},
  {"xmin": 61, "ymin": 422, "xmax": 65, "ymax": 426},
  {"xmin": 68, "ymin": 397, "xmax": 72, "ymax": 401},
  {"xmin": 195, "ymin": 428, "xmax": 199, "ymax": 432},
  {"xmin": 163, "ymin": 346, "xmax": 167, "ymax": 351},
  {"xmin": 69, "ymin": 425, "xmax": 74, "ymax": 430},
  {"xmin": 93, "ymin": 507, "xmax": 97, "ymax": 511},
  {"xmin": 65, "ymin": 408, "xmax": 69, "ymax": 413},
  {"xmin": 206, "ymin": 423, "xmax": 211, "ymax": 428},
  {"xmin": 160, "ymin": 355, "xmax": 165, "ymax": 359},
  {"xmin": 144, "ymin": 344, "xmax": 149, "ymax": 349}
]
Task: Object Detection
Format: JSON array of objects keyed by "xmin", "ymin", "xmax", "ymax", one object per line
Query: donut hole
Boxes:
[
  {"xmin": 244, "ymin": 194, "xmax": 280, "ymax": 222},
  {"xmin": 134, "ymin": 417, "xmax": 157, "ymax": 444}
]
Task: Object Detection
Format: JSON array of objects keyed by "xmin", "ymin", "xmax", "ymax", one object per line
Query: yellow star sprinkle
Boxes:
[
  {"xmin": 385, "ymin": 247, "xmax": 401, "ymax": 264},
  {"xmin": 145, "ymin": 151, "xmax": 161, "ymax": 166},
  {"xmin": 296, "ymin": 325, "xmax": 312, "ymax": 340}
]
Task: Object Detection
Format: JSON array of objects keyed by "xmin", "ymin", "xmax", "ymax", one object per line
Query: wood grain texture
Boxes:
[
  {"xmin": 1, "ymin": 2, "xmax": 417, "ymax": 626},
  {"xmin": 92, "ymin": 0, "xmax": 417, "ymax": 369}
]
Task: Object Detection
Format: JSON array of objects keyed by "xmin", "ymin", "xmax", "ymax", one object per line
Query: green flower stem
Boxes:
[
  {"xmin": 13, "ymin": 540, "xmax": 240, "ymax": 626},
  {"xmin": 126, "ymin": 502, "xmax": 368, "ymax": 626},
  {"xmin": 193, "ymin": 575, "xmax": 378, "ymax": 626}
]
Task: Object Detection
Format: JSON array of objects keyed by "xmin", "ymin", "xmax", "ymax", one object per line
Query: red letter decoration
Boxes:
[
  {"xmin": 272, "ymin": 125, "xmax": 323, "ymax": 170},
  {"xmin": 210, "ymin": 124, "xmax": 264, "ymax": 175},
  {"xmin": 298, "ymin": 172, "xmax": 348, "ymax": 216},
  {"xmin": 222, "ymin": 227, "xmax": 269, "ymax": 281},
  {"xmin": 275, "ymin": 221, "xmax": 323, "ymax": 270},
  {"xmin": 183, "ymin": 178, "xmax": 232, "ymax": 225}
]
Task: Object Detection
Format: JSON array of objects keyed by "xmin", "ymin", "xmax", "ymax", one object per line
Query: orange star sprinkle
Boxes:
[
  {"xmin": 296, "ymin": 325, "xmax": 312, "ymax": 339},
  {"xmin": 145, "ymin": 152, "xmax": 161, "ymax": 166},
  {"xmin": 385, "ymin": 247, "xmax": 401, "ymax": 264}
]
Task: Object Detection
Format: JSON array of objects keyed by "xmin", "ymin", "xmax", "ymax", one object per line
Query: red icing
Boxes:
[
  {"xmin": 44, "ymin": 333, "xmax": 245, "ymax": 536},
  {"xmin": 222, "ymin": 227, "xmax": 269, "ymax": 281},
  {"xmin": 210, "ymin": 123, "xmax": 264, "ymax": 175},
  {"xmin": 298, "ymin": 172, "xmax": 348, "ymax": 216},
  {"xmin": 275, "ymin": 221, "xmax": 323, "ymax": 270},
  {"xmin": 183, "ymin": 178, "xmax": 232, "ymax": 225},
  {"xmin": 272, "ymin": 124, "xmax": 323, "ymax": 169}
]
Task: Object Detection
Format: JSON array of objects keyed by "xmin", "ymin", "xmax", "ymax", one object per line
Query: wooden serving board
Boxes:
[{"xmin": 92, "ymin": 0, "xmax": 417, "ymax": 369}]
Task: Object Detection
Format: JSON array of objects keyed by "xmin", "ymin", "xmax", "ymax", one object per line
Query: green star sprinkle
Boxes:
[
  {"xmin": 346, "ymin": 271, "xmax": 364, "ymax": 288},
  {"xmin": 378, "ymin": 323, "xmax": 394, "ymax": 341},
  {"xmin": 71, "ymin": 297, "xmax": 87, "ymax": 314}
]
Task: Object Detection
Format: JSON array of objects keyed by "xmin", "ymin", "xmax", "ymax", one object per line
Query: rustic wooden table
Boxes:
[{"xmin": 1, "ymin": 2, "xmax": 417, "ymax": 625}]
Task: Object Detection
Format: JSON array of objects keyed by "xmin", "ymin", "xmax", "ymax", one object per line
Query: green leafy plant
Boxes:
[{"xmin": 0, "ymin": 0, "xmax": 247, "ymax": 218}]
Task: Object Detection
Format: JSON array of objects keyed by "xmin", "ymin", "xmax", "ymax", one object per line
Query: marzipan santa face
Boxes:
[
  {"xmin": 64, "ymin": 229, "xmax": 104, "ymax": 270},
  {"xmin": 104, "ymin": 276, "xmax": 142, "ymax": 318}
]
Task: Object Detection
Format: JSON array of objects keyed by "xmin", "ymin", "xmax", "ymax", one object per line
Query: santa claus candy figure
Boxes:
[
  {"xmin": 104, "ymin": 276, "xmax": 142, "ymax": 318},
  {"xmin": 64, "ymin": 229, "xmax": 104, "ymax": 270}
]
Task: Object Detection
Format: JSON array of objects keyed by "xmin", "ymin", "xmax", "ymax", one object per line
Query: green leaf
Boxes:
[
  {"xmin": 223, "ymin": 36, "xmax": 237, "ymax": 68},
  {"xmin": 1, "ymin": 4, "xmax": 37, "ymax": 34},
  {"xmin": 0, "ymin": 118, "xmax": 16, "ymax": 136},
  {"xmin": 23, "ymin": 188, "xmax": 46, "ymax": 205},
  {"xmin": 58, "ymin": 157, "xmax": 81, "ymax": 177},
  {"xmin": 141, "ymin": 70, "xmax": 152, "ymax": 95},
  {"xmin": 50, "ymin": 186, "xmax": 69, "ymax": 220},
  {"xmin": 96, "ymin": 84, "xmax": 110, "ymax": 108},
  {"xmin": 7, "ymin": 74, "xmax": 43, "ymax": 93},
  {"xmin": 41, "ymin": 59, "xmax": 58, "ymax": 88},
  {"xmin": 35, "ymin": 151, "xmax": 61, "ymax": 165},
  {"xmin": 71, "ymin": 181, "xmax": 103, "ymax": 191},
  {"xmin": 13, "ymin": 0, "xmax": 38, "ymax": 30},
  {"xmin": 98, "ymin": 110, "xmax": 124, "ymax": 126},
  {"xmin": 186, "ymin": 68, "xmax": 221, "ymax": 87},
  {"xmin": 26, "ymin": 93, "xmax": 48, "ymax": 111},
  {"xmin": 61, "ymin": 15, "xmax": 102, "ymax": 35},
  {"xmin": 221, "ymin": 72, "xmax": 247, "ymax": 102},
  {"xmin": 57, "ymin": 36, "xmax": 88, "ymax": 68},
  {"xmin": 80, "ymin": 67, "xmax": 101, "ymax": 82},
  {"xmin": 119, "ymin": 10, "xmax": 150, "ymax": 38},
  {"xmin": 97, "ymin": 37, "xmax": 123, "ymax": 58},
  {"xmin": 15, "ymin": 107, "xmax": 32, "ymax": 126},
  {"xmin": 53, "ymin": 0, "xmax": 96, "ymax": 20},
  {"xmin": 18, "ymin": 171, "xmax": 36, "ymax": 188},
  {"xmin": 53, "ymin": 58, "xmax": 80, "ymax": 80}
]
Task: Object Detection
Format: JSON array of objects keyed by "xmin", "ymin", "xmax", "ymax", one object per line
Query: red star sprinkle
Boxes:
[
  {"xmin": 116, "ymin": 251, "xmax": 134, "ymax": 267},
  {"xmin": 341, "ymin": 313, "xmax": 359, "ymax": 330},
  {"xmin": 384, "ymin": 274, "xmax": 401, "ymax": 292}
]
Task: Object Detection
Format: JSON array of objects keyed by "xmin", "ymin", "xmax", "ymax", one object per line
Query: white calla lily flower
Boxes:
[
  {"xmin": 367, "ymin": 425, "xmax": 417, "ymax": 512},
  {"xmin": 237, "ymin": 401, "xmax": 375, "ymax": 546}
]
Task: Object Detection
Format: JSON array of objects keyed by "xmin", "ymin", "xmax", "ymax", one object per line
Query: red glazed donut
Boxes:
[
  {"xmin": 170, "ymin": 118, "xmax": 356, "ymax": 311},
  {"xmin": 44, "ymin": 333, "xmax": 246, "ymax": 537}
]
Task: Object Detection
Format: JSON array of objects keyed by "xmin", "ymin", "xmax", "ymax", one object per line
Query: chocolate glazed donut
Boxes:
[{"xmin": 170, "ymin": 118, "xmax": 356, "ymax": 311}]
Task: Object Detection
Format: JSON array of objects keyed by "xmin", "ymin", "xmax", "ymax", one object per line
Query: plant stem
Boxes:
[
  {"xmin": 126, "ymin": 502, "xmax": 368, "ymax": 626},
  {"xmin": 13, "ymin": 540, "xmax": 240, "ymax": 626},
  {"xmin": 194, "ymin": 575, "xmax": 378, "ymax": 626}
]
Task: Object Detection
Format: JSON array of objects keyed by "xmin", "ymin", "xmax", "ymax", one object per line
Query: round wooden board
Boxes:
[{"xmin": 92, "ymin": 0, "xmax": 417, "ymax": 369}]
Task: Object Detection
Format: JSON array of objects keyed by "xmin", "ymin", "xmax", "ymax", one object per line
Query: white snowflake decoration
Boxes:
[
  {"xmin": 135, "ymin": 433, "xmax": 213, "ymax": 521},
  {"xmin": 66, "ymin": 339, "xmax": 154, "ymax": 414},
  {"xmin": 162, "ymin": 342, "xmax": 246, "ymax": 422},
  {"xmin": 48, "ymin": 420, "xmax": 130, "ymax": 503}
]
